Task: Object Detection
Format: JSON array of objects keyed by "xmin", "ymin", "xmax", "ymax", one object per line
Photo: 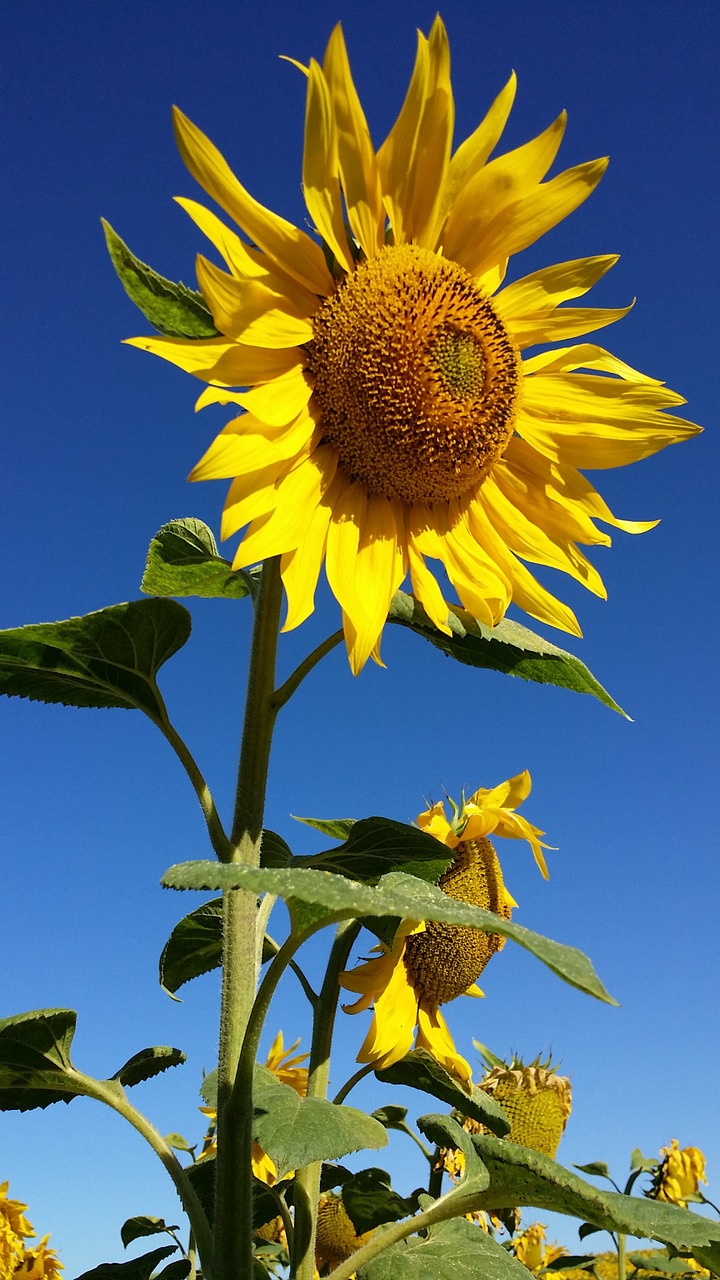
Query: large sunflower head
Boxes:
[
  {"xmin": 129, "ymin": 18, "xmax": 700, "ymax": 672},
  {"xmin": 339, "ymin": 771, "xmax": 548, "ymax": 1085}
]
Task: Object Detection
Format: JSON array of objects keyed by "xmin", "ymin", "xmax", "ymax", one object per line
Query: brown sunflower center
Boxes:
[
  {"xmin": 307, "ymin": 244, "xmax": 521, "ymax": 505},
  {"xmin": 403, "ymin": 836, "xmax": 511, "ymax": 1004}
]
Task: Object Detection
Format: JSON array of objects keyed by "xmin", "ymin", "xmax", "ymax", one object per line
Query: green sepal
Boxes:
[
  {"xmin": 161, "ymin": 863, "xmax": 616, "ymax": 1005},
  {"xmin": 342, "ymin": 1168, "xmax": 413, "ymax": 1234},
  {"xmin": 141, "ymin": 519, "xmax": 259, "ymax": 601},
  {"xmin": 376, "ymin": 1048, "xmax": 510, "ymax": 1136},
  {"xmin": 253, "ymin": 1064, "xmax": 387, "ymax": 1179},
  {"xmin": 574, "ymin": 1161, "xmax": 613, "ymax": 1179},
  {"xmin": 357, "ymin": 1211, "xmax": 532, "ymax": 1280},
  {"xmin": 0, "ymin": 600, "xmax": 191, "ymax": 718},
  {"xmin": 74, "ymin": 1245, "xmax": 178, "ymax": 1280},
  {"xmin": 292, "ymin": 815, "xmax": 357, "ymax": 840},
  {"xmin": 102, "ymin": 220, "xmax": 218, "ymax": 337},
  {"xmin": 120, "ymin": 1218, "xmax": 179, "ymax": 1249},
  {"xmin": 111, "ymin": 1046, "xmax": 186, "ymax": 1087},
  {"xmin": 388, "ymin": 592, "xmax": 627, "ymax": 716},
  {"xmin": 293, "ymin": 817, "xmax": 454, "ymax": 885},
  {"xmin": 470, "ymin": 1135, "xmax": 720, "ymax": 1274}
]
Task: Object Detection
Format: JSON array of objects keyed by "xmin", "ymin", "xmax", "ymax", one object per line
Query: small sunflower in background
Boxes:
[
  {"xmin": 650, "ymin": 1140, "xmax": 708, "ymax": 1209},
  {"xmin": 513, "ymin": 1222, "xmax": 567, "ymax": 1273},
  {"xmin": 314, "ymin": 1193, "xmax": 373, "ymax": 1274},
  {"xmin": 129, "ymin": 18, "xmax": 700, "ymax": 672},
  {"xmin": 197, "ymin": 1030, "xmax": 308, "ymax": 1183},
  {"xmin": 474, "ymin": 1047, "xmax": 572, "ymax": 1157},
  {"xmin": 339, "ymin": 771, "xmax": 550, "ymax": 1084}
]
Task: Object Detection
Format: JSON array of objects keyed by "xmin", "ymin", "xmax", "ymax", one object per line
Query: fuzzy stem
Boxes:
[
  {"xmin": 292, "ymin": 921, "xmax": 360, "ymax": 1280},
  {"xmin": 73, "ymin": 1075, "xmax": 213, "ymax": 1277},
  {"xmin": 273, "ymin": 629, "xmax": 344, "ymax": 710},
  {"xmin": 157, "ymin": 718, "xmax": 231, "ymax": 861},
  {"xmin": 331, "ymin": 1062, "xmax": 375, "ymax": 1105},
  {"xmin": 617, "ymin": 1232, "xmax": 627, "ymax": 1280},
  {"xmin": 214, "ymin": 558, "xmax": 283, "ymax": 1280}
]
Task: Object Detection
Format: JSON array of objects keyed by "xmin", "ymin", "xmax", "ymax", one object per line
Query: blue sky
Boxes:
[{"xmin": 2, "ymin": 1, "xmax": 718, "ymax": 1274}]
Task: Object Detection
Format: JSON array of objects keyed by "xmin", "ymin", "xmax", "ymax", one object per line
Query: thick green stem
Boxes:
[
  {"xmin": 214, "ymin": 558, "xmax": 284, "ymax": 1280},
  {"xmin": 292, "ymin": 921, "xmax": 360, "ymax": 1280}
]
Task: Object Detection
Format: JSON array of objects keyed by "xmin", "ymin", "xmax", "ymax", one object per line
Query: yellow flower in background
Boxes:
[
  {"xmin": 197, "ymin": 1031, "xmax": 309, "ymax": 1182},
  {"xmin": 12, "ymin": 1235, "xmax": 64, "ymax": 1280},
  {"xmin": 1, "ymin": 1181, "xmax": 36, "ymax": 1276},
  {"xmin": 513, "ymin": 1223, "xmax": 567, "ymax": 1273},
  {"xmin": 340, "ymin": 772, "xmax": 548, "ymax": 1084},
  {"xmin": 652, "ymin": 1140, "xmax": 707, "ymax": 1208},
  {"xmin": 129, "ymin": 19, "xmax": 700, "ymax": 673}
]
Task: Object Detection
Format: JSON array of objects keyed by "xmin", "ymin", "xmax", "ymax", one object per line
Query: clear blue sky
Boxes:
[{"xmin": 2, "ymin": 2, "xmax": 718, "ymax": 1274}]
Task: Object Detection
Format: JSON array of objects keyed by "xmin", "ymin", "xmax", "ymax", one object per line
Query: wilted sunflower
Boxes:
[
  {"xmin": 1, "ymin": 1180, "xmax": 35, "ymax": 1275},
  {"xmin": 650, "ymin": 1140, "xmax": 708, "ymax": 1209},
  {"xmin": 339, "ymin": 771, "xmax": 549, "ymax": 1084},
  {"xmin": 128, "ymin": 18, "xmax": 699, "ymax": 673}
]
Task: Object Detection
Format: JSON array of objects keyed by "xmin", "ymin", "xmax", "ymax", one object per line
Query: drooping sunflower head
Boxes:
[
  {"xmin": 314, "ymin": 1193, "xmax": 373, "ymax": 1272},
  {"xmin": 650, "ymin": 1139, "xmax": 708, "ymax": 1208},
  {"xmin": 476, "ymin": 1051, "xmax": 572, "ymax": 1157},
  {"xmin": 12, "ymin": 1235, "xmax": 64, "ymax": 1280},
  {"xmin": 128, "ymin": 18, "xmax": 701, "ymax": 673}
]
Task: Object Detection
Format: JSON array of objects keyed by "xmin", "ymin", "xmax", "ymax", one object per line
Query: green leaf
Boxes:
[
  {"xmin": 120, "ymin": 1219, "xmax": 178, "ymax": 1249},
  {"xmin": 627, "ymin": 1255, "xmax": 700, "ymax": 1276},
  {"xmin": 342, "ymin": 1168, "xmax": 412, "ymax": 1233},
  {"xmin": 261, "ymin": 830, "xmax": 293, "ymax": 868},
  {"xmin": 631, "ymin": 1149, "xmax": 659, "ymax": 1173},
  {"xmin": 371, "ymin": 1105, "xmax": 409, "ymax": 1130},
  {"xmin": 542, "ymin": 1256, "xmax": 596, "ymax": 1272},
  {"xmin": 294, "ymin": 818, "xmax": 454, "ymax": 885},
  {"xmin": 112, "ymin": 1047, "xmax": 186, "ymax": 1088},
  {"xmin": 103, "ymin": 221, "xmax": 218, "ymax": 338},
  {"xmin": 162, "ymin": 863, "xmax": 616, "ymax": 1005},
  {"xmin": 186, "ymin": 1158, "xmax": 215, "ymax": 1226},
  {"xmin": 0, "ymin": 600, "xmax": 191, "ymax": 718},
  {"xmin": 253, "ymin": 1064, "xmax": 387, "ymax": 1179},
  {"xmin": 292, "ymin": 815, "xmax": 357, "ymax": 840},
  {"xmin": 154, "ymin": 1262, "xmax": 191, "ymax": 1280},
  {"xmin": 159, "ymin": 899, "xmax": 224, "ymax": 996},
  {"xmin": 470, "ymin": 1135, "xmax": 720, "ymax": 1273},
  {"xmin": 375, "ymin": 1048, "xmax": 510, "ymax": 1136},
  {"xmin": 74, "ymin": 1245, "xmax": 177, "ymax": 1280},
  {"xmin": 164, "ymin": 1133, "xmax": 193, "ymax": 1153},
  {"xmin": 358, "ymin": 1211, "xmax": 532, "ymax": 1280},
  {"xmin": 417, "ymin": 1114, "xmax": 490, "ymax": 1198},
  {"xmin": 388, "ymin": 592, "xmax": 627, "ymax": 716},
  {"xmin": 141, "ymin": 519, "xmax": 257, "ymax": 601},
  {"xmin": 0, "ymin": 1009, "xmax": 81, "ymax": 1110},
  {"xmin": 574, "ymin": 1162, "xmax": 612, "ymax": 1180}
]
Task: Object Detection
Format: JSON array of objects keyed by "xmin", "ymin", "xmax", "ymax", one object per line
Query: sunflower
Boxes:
[
  {"xmin": 128, "ymin": 19, "xmax": 700, "ymax": 673},
  {"xmin": 651, "ymin": 1140, "xmax": 708, "ymax": 1208},
  {"xmin": 339, "ymin": 771, "xmax": 549, "ymax": 1085}
]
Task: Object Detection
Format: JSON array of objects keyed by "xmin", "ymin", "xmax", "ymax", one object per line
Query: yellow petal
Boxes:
[
  {"xmin": 466, "ymin": 496, "xmax": 582, "ymax": 636},
  {"xmin": 197, "ymin": 255, "xmax": 315, "ymax": 348},
  {"xmin": 233, "ymin": 448, "xmax": 337, "ymax": 565},
  {"xmin": 173, "ymin": 106, "xmax": 333, "ymax": 296},
  {"xmin": 416, "ymin": 1003, "xmax": 472, "ymax": 1086},
  {"xmin": 377, "ymin": 17, "xmax": 453, "ymax": 247},
  {"xmin": 517, "ymin": 404, "xmax": 700, "ymax": 469},
  {"xmin": 481, "ymin": 475, "xmax": 607, "ymax": 597},
  {"xmin": 496, "ymin": 254, "xmax": 620, "ymax": 315},
  {"xmin": 227, "ymin": 368, "xmax": 314, "ymax": 426},
  {"xmin": 466, "ymin": 157, "xmax": 609, "ymax": 280},
  {"xmin": 432, "ymin": 72, "xmax": 516, "ymax": 244},
  {"xmin": 325, "ymin": 479, "xmax": 368, "ymax": 641},
  {"xmin": 280, "ymin": 464, "xmax": 344, "ymax": 631},
  {"xmin": 506, "ymin": 303, "xmax": 633, "ymax": 348},
  {"xmin": 416, "ymin": 800, "xmax": 454, "ymax": 846},
  {"xmin": 124, "ymin": 335, "xmax": 303, "ymax": 387},
  {"xmin": 407, "ymin": 537, "xmax": 452, "ymax": 635},
  {"xmin": 303, "ymin": 60, "xmax": 353, "ymax": 271},
  {"xmin": 343, "ymin": 495, "xmax": 407, "ymax": 675},
  {"xmin": 322, "ymin": 24, "xmax": 384, "ymax": 258},
  {"xmin": 443, "ymin": 112, "xmax": 567, "ymax": 267},
  {"xmin": 190, "ymin": 410, "xmax": 316, "ymax": 481},
  {"xmin": 494, "ymin": 442, "xmax": 613, "ymax": 547}
]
